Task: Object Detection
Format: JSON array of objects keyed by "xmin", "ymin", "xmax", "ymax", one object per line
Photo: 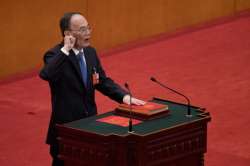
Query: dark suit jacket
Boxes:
[{"xmin": 39, "ymin": 43, "xmax": 127, "ymax": 145}]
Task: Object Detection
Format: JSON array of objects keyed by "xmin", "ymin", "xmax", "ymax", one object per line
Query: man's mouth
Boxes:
[{"xmin": 84, "ymin": 37, "xmax": 90, "ymax": 42}]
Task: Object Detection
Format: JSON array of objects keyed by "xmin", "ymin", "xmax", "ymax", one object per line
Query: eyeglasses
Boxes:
[{"xmin": 70, "ymin": 25, "xmax": 92, "ymax": 34}]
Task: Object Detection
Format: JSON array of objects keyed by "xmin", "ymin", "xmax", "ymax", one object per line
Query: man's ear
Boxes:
[{"xmin": 64, "ymin": 30, "xmax": 71, "ymax": 36}]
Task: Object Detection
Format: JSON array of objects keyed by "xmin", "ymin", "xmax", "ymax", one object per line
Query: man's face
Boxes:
[{"xmin": 69, "ymin": 14, "xmax": 91, "ymax": 49}]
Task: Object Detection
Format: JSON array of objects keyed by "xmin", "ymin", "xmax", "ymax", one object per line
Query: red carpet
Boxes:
[{"xmin": 1, "ymin": 14, "xmax": 250, "ymax": 165}]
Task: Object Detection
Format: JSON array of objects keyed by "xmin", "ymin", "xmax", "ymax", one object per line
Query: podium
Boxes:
[{"xmin": 56, "ymin": 98, "xmax": 211, "ymax": 166}]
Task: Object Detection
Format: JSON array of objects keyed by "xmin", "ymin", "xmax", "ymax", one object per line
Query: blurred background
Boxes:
[{"xmin": 0, "ymin": 0, "xmax": 249, "ymax": 79}]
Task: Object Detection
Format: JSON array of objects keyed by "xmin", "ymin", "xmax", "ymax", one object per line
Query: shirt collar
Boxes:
[{"xmin": 72, "ymin": 48, "xmax": 84, "ymax": 55}]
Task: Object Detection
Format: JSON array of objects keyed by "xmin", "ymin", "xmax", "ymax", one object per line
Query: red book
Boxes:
[{"xmin": 115, "ymin": 102, "xmax": 169, "ymax": 120}]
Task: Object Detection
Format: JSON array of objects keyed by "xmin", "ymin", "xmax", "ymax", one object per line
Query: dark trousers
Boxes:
[{"xmin": 50, "ymin": 143, "xmax": 64, "ymax": 166}]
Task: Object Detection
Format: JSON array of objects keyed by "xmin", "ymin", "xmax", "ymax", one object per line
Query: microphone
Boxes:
[
  {"xmin": 124, "ymin": 82, "xmax": 134, "ymax": 132},
  {"xmin": 150, "ymin": 77, "xmax": 192, "ymax": 117}
]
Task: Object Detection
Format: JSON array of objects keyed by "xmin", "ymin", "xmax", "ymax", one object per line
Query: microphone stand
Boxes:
[
  {"xmin": 150, "ymin": 77, "xmax": 193, "ymax": 118},
  {"xmin": 124, "ymin": 83, "xmax": 134, "ymax": 133}
]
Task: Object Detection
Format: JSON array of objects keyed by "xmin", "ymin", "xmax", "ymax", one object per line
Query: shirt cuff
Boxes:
[
  {"xmin": 122, "ymin": 94, "xmax": 130, "ymax": 104},
  {"xmin": 60, "ymin": 47, "xmax": 70, "ymax": 56}
]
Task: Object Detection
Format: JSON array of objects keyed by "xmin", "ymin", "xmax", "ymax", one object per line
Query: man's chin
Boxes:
[
  {"xmin": 82, "ymin": 42, "xmax": 91, "ymax": 48},
  {"xmin": 76, "ymin": 43, "xmax": 90, "ymax": 49}
]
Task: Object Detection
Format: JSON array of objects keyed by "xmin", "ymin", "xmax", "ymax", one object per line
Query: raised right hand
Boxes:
[{"xmin": 63, "ymin": 35, "xmax": 76, "ymax": 52}]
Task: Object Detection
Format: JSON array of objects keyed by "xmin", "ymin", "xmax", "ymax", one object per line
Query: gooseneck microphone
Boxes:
[
  {"xmin": 150, "ymin": 77, "xmax": 192, "ymax": 117},
  {"xmin": 124, "ymin": 82, "xmax": 134, "ymax": 132}
]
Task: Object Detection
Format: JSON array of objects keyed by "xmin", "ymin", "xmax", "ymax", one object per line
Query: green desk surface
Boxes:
[{"xmin": 63, "ymin": 98, "xmax": 206, "ymax": 136}]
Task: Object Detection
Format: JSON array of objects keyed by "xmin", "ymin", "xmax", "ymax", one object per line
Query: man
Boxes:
[{"xmin": 39, "ymin": 12, "xmax": 145, "ymax": 166}]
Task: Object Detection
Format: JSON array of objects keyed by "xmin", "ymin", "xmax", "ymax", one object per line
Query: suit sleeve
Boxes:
[
  {"xmin": 93, "ymin": 50, "xmax": 128, "ymax": 103},
  {"xmin": 39, "ymin": 48, "xmax": 67, "ymax": 82}
]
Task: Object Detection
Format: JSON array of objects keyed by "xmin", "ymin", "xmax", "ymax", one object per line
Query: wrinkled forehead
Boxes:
[{"xmin": 70, "ymin": 14, "xmax": 88, "ymax": 29}]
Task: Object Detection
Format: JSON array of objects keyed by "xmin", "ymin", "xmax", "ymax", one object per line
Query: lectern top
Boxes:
[{"xmin": 62, "ymin": 98, "xmax": 210, "ymax": 136}]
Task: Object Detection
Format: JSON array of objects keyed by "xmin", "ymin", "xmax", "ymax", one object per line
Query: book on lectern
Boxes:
[{"xmin": 115, "ymin": 102, "xmax": 169, "ymax": 120}]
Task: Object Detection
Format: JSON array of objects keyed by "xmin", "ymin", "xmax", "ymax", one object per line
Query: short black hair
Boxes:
[{"xmin": 59, "ymin": 12, "xmax": 82, "ymax": 37}]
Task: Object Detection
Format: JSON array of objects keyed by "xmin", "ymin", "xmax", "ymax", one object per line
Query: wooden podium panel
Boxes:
[{"xmin": 56, "ymin": 98, "xmax": 211, "ymax": 166}]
